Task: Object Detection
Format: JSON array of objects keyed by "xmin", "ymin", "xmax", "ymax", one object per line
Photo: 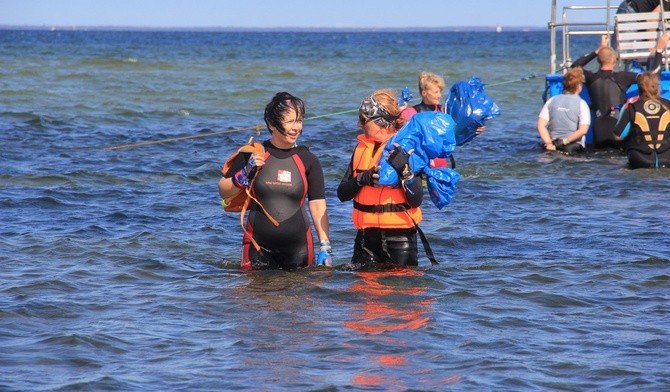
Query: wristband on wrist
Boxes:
[
  {"xmin": 319, "ymin": 241, "xmax": 332, "ymax": 252},
  {"xmin": 232, "ymin": 169, "xmax": 249, "ymax": 189},
  {"xmin": 401, "ymin": 177, "xmax": 416, "ymax": 195}
]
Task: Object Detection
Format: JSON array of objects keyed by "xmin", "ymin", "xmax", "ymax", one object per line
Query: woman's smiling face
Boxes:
[{"xmin": 271, "ymin": 109, "xmax": 303, "ymax": 148}]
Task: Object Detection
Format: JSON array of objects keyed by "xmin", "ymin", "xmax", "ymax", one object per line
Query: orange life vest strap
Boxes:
[
  {"xmin": 221, "ymin": 139, "xmax": 279, "ymax": 251},
  {"xmin": 239, "ymin": 178, "xmax": 279, "ymax": 251}
]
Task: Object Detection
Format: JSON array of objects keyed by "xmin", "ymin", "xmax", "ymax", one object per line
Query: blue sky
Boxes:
[{"xmin": 1, "ymin": 0, "xmax": 554, "ymax": 29}]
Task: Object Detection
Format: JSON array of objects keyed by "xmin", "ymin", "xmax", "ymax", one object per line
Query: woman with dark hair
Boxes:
[
  {"xmin": 218, "ymin": 92, "xmax": 332, "ymax": 270},
  {"xmin": 614, "ymin": 72, "xmax": 670, "ymax": 168},
  {"xmin": 337, "ymin": 89, "xmax": 425, "ymax": 267},
  {"xmin": 537, "ymin": 67, "xmax": 591, "ymax": 154}
]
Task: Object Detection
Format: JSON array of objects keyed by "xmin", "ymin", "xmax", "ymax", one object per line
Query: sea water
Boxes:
[{"xmin": 1, "ymin": 29, "xmax": 668, "ymax": 391}]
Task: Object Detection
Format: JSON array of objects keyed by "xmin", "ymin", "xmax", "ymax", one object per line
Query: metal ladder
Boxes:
[{"xmin": 548, "ymin": 0, "xmax": 615, "ymax": 74}]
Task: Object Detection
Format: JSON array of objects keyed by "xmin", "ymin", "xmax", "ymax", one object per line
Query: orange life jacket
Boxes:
[
  {"xmin": 220, "ymin": 140, "xmax": 278, "ymax": 250},
  {"xmin": 351, "ymin": 134, "xmax": 422, "ymax": 229}
]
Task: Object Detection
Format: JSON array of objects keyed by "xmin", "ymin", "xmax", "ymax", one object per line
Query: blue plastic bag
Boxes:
[
  {"xmin": 379, "ymin": 112, "xmax": 461, "ymax": 209},
  {"xmin": 424, "ymin": 167, "xmax": 460, "ymax": 209},
  {"xmin": 378, "ymin": 111, "xmax": 457, "ymax": 186},
  {"xmin": 445, "ymin": 76, "xmax": 501, "ymax": 146},
  {"xmin": 377, "ymin": 112, "xmax": 460, "ymax": 209}
]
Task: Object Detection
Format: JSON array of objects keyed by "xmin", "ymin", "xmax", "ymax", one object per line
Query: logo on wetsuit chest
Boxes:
[
  {"xmin": 277, "ymin": 169, "xmax": 292, "ymax": 183},
  {"xmin": 644, "ymin": 101, "xmax": 662, "ymax": 116}
]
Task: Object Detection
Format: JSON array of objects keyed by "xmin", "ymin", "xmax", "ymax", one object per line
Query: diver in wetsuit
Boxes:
[
  {"xmin": 570, "ymin": 34, "xmax": 667, "ymax": 149},
  {"xmin": 400, "ymin": 72, "xmax": 446, "ymax": 120},
  {"xmin": 400, "ymin": 71, "xmax": 485, "ymax": 168},
  {"xmin": 218, "ymin": 92, "xmax": 331, "ymax": 270},
  {"xmin": 613, "ymin": 72, "xmax": 670, "ymax": 168}
]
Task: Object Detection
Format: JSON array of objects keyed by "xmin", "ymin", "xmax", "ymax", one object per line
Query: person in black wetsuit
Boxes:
[
  {"xmin": 401, "ymin": 71, "xmax": 487, "ymax": 130},
  {"xmin": 400, "ymin": 71, "xmax": 447, "ymax": 120},
  {"xmin": 617, "ymin": 0, "xmax": 670, "ymax": 14},
  {"xmin": 613, "ymin": 72, "xmax": 670, "ymax": 168},
  {"xmin": 400, "ymin": 71, "xmax": 484, "ymax": 168},
  {"xmin": 218, "ymin": 92, "xmax": 332, "ymax": 270},
  {"xmin": 570, "ymin": 34, "xmax": 668, "ymax": 149}
]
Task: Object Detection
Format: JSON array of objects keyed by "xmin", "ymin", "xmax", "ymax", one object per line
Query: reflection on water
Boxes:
[
  {"xmin": 221, "ymin": 268, "xmax": 465, "ymax": 390},
  {"xmin": 223, "ymin": 271, "xmax": 337, "ymax": 389},
  {"xmin": 340, "ymin": 268, "xmax": 462, "ymax": 390},
  {"xmin": 344, "ymin": 269, "xmax": 431, "ymax": 333}
]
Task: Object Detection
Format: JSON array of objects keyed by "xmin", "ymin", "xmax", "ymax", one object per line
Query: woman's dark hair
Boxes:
[{"xmin": 264, "ymin": 92, "xmax": 305, "ymax": 135}]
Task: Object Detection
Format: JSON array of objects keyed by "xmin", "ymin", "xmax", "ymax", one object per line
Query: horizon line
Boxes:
[{"xmin": 0, "ymin": 24, "xmax": 546, "ymax": 32}]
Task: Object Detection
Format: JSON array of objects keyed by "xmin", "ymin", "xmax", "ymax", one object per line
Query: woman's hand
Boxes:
[
  {"xmin": 387, "ymin": 143, "xmax": 414, "ymax": 177},
  {"xmin": 357, "ymin": 167, "xmax": 379, "ymax": 187},
  {"xmin": 232, "ymin": 153, "xmax": 265, "ymax": 189}
]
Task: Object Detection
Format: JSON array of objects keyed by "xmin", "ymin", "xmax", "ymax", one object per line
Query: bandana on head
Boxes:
[{"xmin": 359, "ymin": 94, "xmax": 396, "ymax": 128}]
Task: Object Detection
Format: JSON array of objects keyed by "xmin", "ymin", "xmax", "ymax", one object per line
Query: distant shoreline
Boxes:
[{"xmin": 0, "ymin": 25, "xmax": 545, "ymax": 33}]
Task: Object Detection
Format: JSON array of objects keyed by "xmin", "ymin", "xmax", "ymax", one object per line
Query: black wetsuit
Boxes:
[
  {"xmin": 613, "ymin": 98, "xmax": 670, "ymax": 168},
  {"xmin": 413, "ymin": 102, "xmax": 442, "ymax": 113},
  {"xmin": 571, "ymin": 50, "xmax": 663, "ymax": 149},
  {"xmin": 225, "ymin": 140, "xmax": 325, "ymax": 270}
]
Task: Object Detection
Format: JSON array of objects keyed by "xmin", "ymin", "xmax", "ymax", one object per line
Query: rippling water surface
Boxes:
[{"xmin": 1, "ymin": 29, "xmax": 668, "ymax": 391}]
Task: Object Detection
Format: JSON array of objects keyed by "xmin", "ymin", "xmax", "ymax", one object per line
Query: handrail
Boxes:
[{"xmin": 549, "ymin": 1, "xmax": 615, "ymax": 74}]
